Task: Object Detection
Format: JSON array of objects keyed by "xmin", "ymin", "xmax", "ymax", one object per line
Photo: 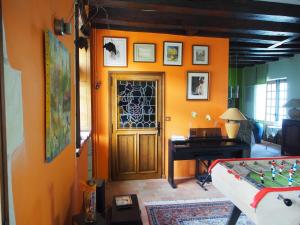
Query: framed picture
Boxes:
[
  {"xmin": 193, "ymin": 45, "xmax": 209, "ymax": 65},
  {"xmin": 187, "ymin": 71, "xmax": 209, "ymax": 100},
  {"xmin": 163, "ymin": 41, "xmax": 183, "ymax": 66},
  {"xmin": 103, "ymin": 37, "xmax": 127, "ymax": 67},
  {"xmin": 45, "ymin": 30, "xmax": 71, "ymax": 162},
  {"xmin": 114, "ymin": 195, "xmax": 133, "ymax": 208},
  {"xmin": 134, "ymin": 43, "xmax": 156, "ymax": 62}
]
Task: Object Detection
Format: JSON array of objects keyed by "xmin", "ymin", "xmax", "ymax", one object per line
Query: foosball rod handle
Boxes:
[{"xmin": 277, "ymin": 194, "xmax": 293, "ymax": 207}]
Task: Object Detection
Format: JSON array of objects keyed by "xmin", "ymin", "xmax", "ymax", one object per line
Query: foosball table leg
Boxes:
[{"xmin": 226, "ymin": 205, "xmax": 242, "ymax": 225}]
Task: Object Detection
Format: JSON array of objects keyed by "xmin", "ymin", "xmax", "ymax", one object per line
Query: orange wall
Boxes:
[
  {"xmin": 3, "ymin": 0, "xmax": 86, "ymax": 224},
  {"xmin": 74, "ymin": 140, "xmax": 89, "ymax": 213},
  {"xmin": 92, "ymin": 29, "xmax": 229, "ymax": 179}
]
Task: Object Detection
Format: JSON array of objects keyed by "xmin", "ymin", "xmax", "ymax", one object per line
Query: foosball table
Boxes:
[{"xmin": 210, "ymin": 157, "xmax": 300, "ymax": 225}]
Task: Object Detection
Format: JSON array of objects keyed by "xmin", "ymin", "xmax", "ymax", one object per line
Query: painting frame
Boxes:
[
  {"xmin": 103, "ymin": 37, "xmax": 128, "ymax": 67},
  {"xmin": 163, "ymin": 41, "xmax": 183, "ymax": 66},
  {"xmin": 192, "ymin": 45, "xmax": 209, "ymax": 65},
  {"xmin": 45, "ymin": 30, "xmax": 71, "ymax": 162},
  {"xmin": 133, "ymin": 43, "xmax": 156, "ymax": 62},
  {"xmin": 187, "ymin": 71, "xmax": 209, "ymax": 100}
]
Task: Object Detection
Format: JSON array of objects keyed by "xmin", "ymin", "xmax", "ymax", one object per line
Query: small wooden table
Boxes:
[{"xmin": 110, "ymin": 194, "xmax": 142, "ymax": 225}]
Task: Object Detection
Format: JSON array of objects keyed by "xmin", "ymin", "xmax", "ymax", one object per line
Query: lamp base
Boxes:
[{"xmin": 225, "ymin": 121, "xmax": 240, "ymax": 139}]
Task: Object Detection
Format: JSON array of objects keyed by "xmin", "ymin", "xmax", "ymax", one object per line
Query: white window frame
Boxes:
[{"xmin": 265, "ymin": 78, "xmax": 287, "ymax": 124}]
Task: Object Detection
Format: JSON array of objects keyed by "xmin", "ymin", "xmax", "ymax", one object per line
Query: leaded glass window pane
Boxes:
[{"xmin": 117, "ymin": 80, "xmax": 156, "ymax": 128}]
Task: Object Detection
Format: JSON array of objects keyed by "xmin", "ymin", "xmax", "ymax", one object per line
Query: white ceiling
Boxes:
[{"xmin": 256, "ymin": 0, "xmax": 300, "ymax": 5}]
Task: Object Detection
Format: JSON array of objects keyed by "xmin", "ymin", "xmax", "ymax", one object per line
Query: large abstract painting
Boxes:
[{"xmin": 45, "ymin": 30, "xmax": 71, "ymax": 162}]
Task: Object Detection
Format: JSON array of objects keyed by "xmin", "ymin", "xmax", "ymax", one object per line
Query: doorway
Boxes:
[{"xmin": 110, "ymin": 72, "xmax": 164, "ymax": 180}]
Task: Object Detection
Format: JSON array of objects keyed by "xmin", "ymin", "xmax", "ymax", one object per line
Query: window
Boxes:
[{"xmin": 265, "ymin": 79, "xmax": 287, "ymax": 124}]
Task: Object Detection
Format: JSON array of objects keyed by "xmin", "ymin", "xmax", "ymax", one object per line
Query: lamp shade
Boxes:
[
  {"xmin": 283, "ymin": 99, "xmax": 300, "ymax": 108},
  {"xmin": 219, "ymin": 108, "xmax": 247, "ymax": 121},
  {"xmin": 283, "ymin": 99, "xmax": 300, "ymax": 120}
]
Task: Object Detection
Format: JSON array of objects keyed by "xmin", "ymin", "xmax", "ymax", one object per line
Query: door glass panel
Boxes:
[{"xmin": 117, "ymin": 80, "xmax": 156, "ymax": 129}]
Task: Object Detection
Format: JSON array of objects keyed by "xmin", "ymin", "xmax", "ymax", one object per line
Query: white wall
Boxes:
[{"xmin": 266, "ymin": 54, "xmax": 300, "ymax": 101}]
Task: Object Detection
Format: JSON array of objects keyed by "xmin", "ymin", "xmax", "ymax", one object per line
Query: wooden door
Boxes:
[{"xmin": 110, "ymin": 72, "xmax": 164, "ymax": 180}]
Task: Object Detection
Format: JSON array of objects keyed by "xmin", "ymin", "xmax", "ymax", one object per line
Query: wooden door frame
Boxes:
[
  {"xmin": 0, "ymin": 0, "xmax": 9, "ymax": 223},
  {"xmin": 108, "ymin": 71, "xmax": 165, "ymax": 181}
]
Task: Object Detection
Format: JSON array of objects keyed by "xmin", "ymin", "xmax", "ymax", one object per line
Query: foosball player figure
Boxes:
[
  {"xmin": 288, "ymin": 177, "xmax": 294, "ymax": 187},
  {"xmin": 292, "ymin": 161, "xmax": 299, "ymax": 172},
  {"xmin": 289, "ymin": 167, "xmax": 294, "ymax": 178},
  {"xmin": 259, "ymin": 170, "xmax": 265, "ymax": 184},
  {"xmin": 271, "ymin": 160, "xmax": 276, "ymax": 172},
  {"xmin": 272, "ymin": 168, "xmax": 276, "ymax": 181},
  {"xmin": 279, "ymin": 162, "xmax": 284, "ymax": 174}
]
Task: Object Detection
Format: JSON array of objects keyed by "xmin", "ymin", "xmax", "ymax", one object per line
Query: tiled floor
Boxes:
[
  {"xmin": 106, "ymin": 143, "xmax": 282, "ymax": 225},
  {"xmin": 106, "ymin": 178, "xmax": 224, "ymax": 225},
  {"xmin": 251, "ymin": 141, "xmax": 281, "ymax": 158}
]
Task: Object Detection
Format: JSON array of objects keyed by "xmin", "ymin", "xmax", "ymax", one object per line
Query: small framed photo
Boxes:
[
  {"xmin": 193, "ymin": 45, "xmax": 209, "ymax": 65},
  {"xmin": 114, "ymin": 195, "xmax": 133, "ymax": 208},
  {"xmin": 164, "ymin": 41, "xmax": 183, "ymax": 66},
  {"xmin": 103, "ymin": 37, "xmax": 127, "ymax": 67},
  {"xmin": 134, "ymin": 43, "xmax": 156, "ymax": 62},
  {"xmin": 187, "ymin": 71, "xmax": 209, "ymax": 100}
]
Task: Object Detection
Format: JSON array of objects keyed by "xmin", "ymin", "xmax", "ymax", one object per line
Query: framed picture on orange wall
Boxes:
[
  {"xmin": 192, "ymin": 45, "xmax": 209, "ymax": 65},
  {"xmin": 133, "ymin": 43, "xmax": 156, "ymax": 62},
  {"xmin": 103, "ymin": 37, "xmax": 127, "ymax": 67},
  {"xmin": 163, "ymin": 41, "xmax": 183, "ymax": 66},
  {"xmin": 187, "ymin": 71, "xmax": 209, "ymax": 100}
]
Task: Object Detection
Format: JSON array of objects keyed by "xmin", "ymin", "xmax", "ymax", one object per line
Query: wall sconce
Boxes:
[
  {"xmin": 76, "ymin": 37, "xmax": 89, "ymax": 50},
  {"xmin": 54, "ymin": 18, "xmax": 72, "ymax": 36}
]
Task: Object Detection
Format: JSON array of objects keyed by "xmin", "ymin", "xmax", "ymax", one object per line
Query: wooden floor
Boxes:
[{"xmin": 106, "ymin": 178, "xmax": 224, "ymax": 225}]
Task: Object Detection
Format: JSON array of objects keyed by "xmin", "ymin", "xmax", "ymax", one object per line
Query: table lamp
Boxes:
[
  {"xmin": 220, "ymin": 108, "xmax": 247, "ymax": 139},
  {"xmin": 283, "ymin": 99, "xmax": 300, "ymax": 120}
]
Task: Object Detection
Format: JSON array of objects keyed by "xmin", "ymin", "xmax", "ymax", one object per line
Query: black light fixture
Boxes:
[
  {"xmin": 54, "ymin": 18, "xmax": 72, "ymax": 36},
  {"xmin": 76, "ymin": 37, "xmax": 89, "ymax": 50},
  {"xmin": 80, "ymin": 24, "xmax": 91, "ymax": 37}
]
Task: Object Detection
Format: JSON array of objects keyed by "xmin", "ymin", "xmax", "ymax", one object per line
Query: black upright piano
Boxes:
[{"xmin": 168, "ymin": 128, "xmax": 250, "ymax": 189}]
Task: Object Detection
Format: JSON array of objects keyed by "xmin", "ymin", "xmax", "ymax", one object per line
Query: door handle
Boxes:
[{"xmin": 156, "ymin": 121, "xmax": 161, "ymax": 136}]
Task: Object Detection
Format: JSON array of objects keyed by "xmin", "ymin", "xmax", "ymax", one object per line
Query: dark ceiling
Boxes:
[{"xmin": 87, "ymin": 0, "xmax": 300, "ymax": 68}]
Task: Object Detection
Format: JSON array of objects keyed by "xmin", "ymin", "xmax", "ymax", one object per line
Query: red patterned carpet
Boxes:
[{"xmin": 146, "ymin": 200, "xmax": 255, "ymax": 225}]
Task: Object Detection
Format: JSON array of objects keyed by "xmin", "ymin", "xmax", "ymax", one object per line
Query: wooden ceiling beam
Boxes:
[
  {"xmin": 231, "ymin": 55, "xmax": 279, "ymax": 60},
  {"xmin": 268, "ymin": 34, "xmax": 300, "ymax": 48},
  {"xmin": 230, "ymin": 38, "xmax": 280, "ymax": 44},
  {"xmin": 89, "ymin": 0, "xmax": 300, "ymax": 23},
  {"xmin": 230, "ymin": 42, "xmax": 300, "ymax": 48},
  {"xmin": 100, "ymin": 8, "xmax": 300, "ymax": 35},
  {"xmin": 230, "ymin": 47, "xmax": 300, "ymax": 51},
  {"xmin": 230, "ymin": 55, "xmax": 280, "ymax": 59},
  {"xmin": 230, "ymin": 50, "xmax": 299, "ymax": 55},
  {"xmin": 237, "ymin": 59, "xmax": 266, "ymax": 62},
  {"xmin": 199, "ymin": 32, "xmax": 285, "ymax": 41},
  {"xmin": 93, "ymin": 18, "xmax": 300, "ymax": 37},
  {"xmin": 230, "ymin": 49, "xmax": 300, "ymax": 54},
  {"xmin": 231, "ymin": 52, "xmax": 294, "ymax": 57}
]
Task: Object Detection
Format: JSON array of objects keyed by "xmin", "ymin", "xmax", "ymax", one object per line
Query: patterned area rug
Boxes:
[{"xmin": 146, "ymin": 200, "xmax": 256, "ymax": 225}]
